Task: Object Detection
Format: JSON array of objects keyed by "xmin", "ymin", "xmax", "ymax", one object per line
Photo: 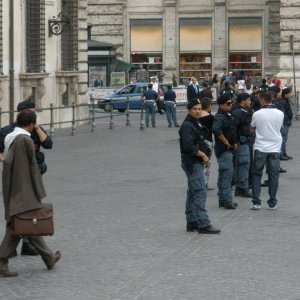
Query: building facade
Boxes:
[
  {"xmin": 279, "ymin": 0, "xmax": 300, "ymax": 91},
  {"xmin": 0, "ymin": 0, "xmax": 88, "ymax": 126},
  {"xmin": 88, "ymin": 0, "xmax": 284, "ymax": 86}
]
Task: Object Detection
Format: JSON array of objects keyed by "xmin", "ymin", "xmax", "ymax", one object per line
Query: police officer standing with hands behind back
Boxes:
[
  {"xmin": 212, "ymin": 94, "xmax": 238, "ymax": 209},
  {"xmin": 179, "ymin": 99, "xmax": 221, "ymax": 234},
  {"xmin": 232, "ymin": 93, "xmax": 253, "ymax": 198}
]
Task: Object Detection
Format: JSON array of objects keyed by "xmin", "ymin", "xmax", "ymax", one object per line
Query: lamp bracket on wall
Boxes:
[{"xmin": 48, "ymin": 12, "xmax": 73, "ymax": 37}]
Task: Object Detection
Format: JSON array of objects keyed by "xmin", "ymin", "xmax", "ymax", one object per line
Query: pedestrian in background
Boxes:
[
  {"xmin": 151, "ymin": 76, "xmax": 164, "ymax": 114},
  {"xmin": 0, "ymin": 110, "xmax": 61, "ymax": 277},
  {"xmin": 179, "ymin": 99, "xmax": 220, "ymax": 234},
  {"xmin": 187, "ymin": 77, "xmax": 200, "ymax": 102},
  {"xmin": 164, "ymin": 85, "xmax": 180, "ymax": 128},
  {"xmin": 141, "ymin": 83, "xmax": 159, "ymax": 128},
  {"xmin": 199, "ymin": 97, "xmax": 214, "ymax": 190},
  {"xmin": 280, "ymin": 87, "xmax": 293, "ymax": 161}
]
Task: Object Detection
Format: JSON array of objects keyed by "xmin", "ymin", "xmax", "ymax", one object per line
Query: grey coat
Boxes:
[{"xmin": 2, "ymin": 134, "xmax": 46, "ymax": 221}]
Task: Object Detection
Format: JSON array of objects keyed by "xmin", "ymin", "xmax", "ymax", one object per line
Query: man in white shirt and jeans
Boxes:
[{"xmin": 251, "ymin": 91, "xmax": 284, "ymax": 210}]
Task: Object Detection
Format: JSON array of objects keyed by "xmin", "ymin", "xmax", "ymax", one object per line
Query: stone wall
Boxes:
[{"xmin": 87, "ymin": 0, "xmax": 124, "ymax": 52}]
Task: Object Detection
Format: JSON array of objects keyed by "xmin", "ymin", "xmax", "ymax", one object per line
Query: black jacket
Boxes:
[
  {"xmin": 187, "ymin": 84, "xmax": 200, "ymax": 102},
  {"xmin": 179, "ymin": 115, "xmax": 209, "ymax": 168},
  {"xmin": 232, "ymin": 106, "xmax": 253, "ymax": 143},
  {"xmin": 282, "ymin": 99, "xmax": 293, "ymax": 126},
  {"xmin": 212, "ymin": 109, "xmax": 237, "ymax": 157},
  {"xmin": 0, "ymin": 123, "xmax": 53, "ymax": 164},
  {"xmin": 199, "ymin": 88, "xmax": 213, "ymax": 100}
]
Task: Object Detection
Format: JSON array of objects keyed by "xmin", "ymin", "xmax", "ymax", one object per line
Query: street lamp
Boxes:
[{"xmin": 48, "ymin": 12, "xmax": 73, "ymax": 37}]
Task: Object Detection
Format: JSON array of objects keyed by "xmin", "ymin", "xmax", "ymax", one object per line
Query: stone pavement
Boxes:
[{"xmin": 1, "ymin": 110, "xmax": 300, "ymax": 300}]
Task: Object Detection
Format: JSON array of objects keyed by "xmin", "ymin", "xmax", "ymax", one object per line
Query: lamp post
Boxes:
[
  {"xmin": 290, "ymin": 35, "xmax": 297, "ymax": 98},
  {"xmin": 9, "ymin": 0, "xmax": 14, "ymax": 123},
  {"xmin": 290, "ymin": 35, "xmax": 300, "ymax": 120}
]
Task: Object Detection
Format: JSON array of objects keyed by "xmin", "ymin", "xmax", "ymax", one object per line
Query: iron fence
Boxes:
[{"xmin": 0, "ymin": 98, "xmax": 137, "ymax": 137}]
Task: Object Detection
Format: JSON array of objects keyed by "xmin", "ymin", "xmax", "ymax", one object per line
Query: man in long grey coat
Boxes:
[{"xmin": 0, "ymin": 110, "xmax": 61, "ymax": 277}]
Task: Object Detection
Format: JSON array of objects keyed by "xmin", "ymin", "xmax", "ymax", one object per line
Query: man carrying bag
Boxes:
[{"xmin": 0, "ymin": 110, "xmax": 61, "ymax": 277}]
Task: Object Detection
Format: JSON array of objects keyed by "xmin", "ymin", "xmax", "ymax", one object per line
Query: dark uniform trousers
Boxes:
[{"xmin": 0, "ymin": 226, "xmax": 55, "ymax": 271}]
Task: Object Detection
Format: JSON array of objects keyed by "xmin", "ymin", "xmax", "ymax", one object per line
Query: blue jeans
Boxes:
[
  {"xmin": 216, "ymin": 151, "xmax": 233, "ymax": 205},
  {"xmin": 234, "ymin": 144, "xmax": 250, "ymax": 190},
  {"xmin": 164, "ymin": 101, "xmax": 179, "ymax": 127},
  {"xmin": 144, "ymin": 101, "xmax": 156, "ymax": 127},
  {"xmin": 252, "ymin": 150, "xmax": 280, "ymax": 207},
  {"xmin": 281, "ymin": 125, "xmax": 290, "ymax": 156},
  {"xmin": 181, "ymin": 162, "xmax": 211, "ymax": 228}
]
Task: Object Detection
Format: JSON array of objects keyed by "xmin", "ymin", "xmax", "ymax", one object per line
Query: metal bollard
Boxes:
[
  {"xmin": 140, "ymin": 102, "xmax": 145, "ymax": 130},
  {"xmin": 126, "ymin": 97, "xmax": 131, "ymax": 127},
  {"xmin": 0, "ymin": 107, "xmax": 2, "ymax": 129},
  {"xmin": 91, "ymin": 98, "xmax": 96, "ymax": 132},
  {"xmin": 50, "ymin": 103, "xmax": 54, "ymax": 137},
  {"xmin": 71, "ymin": 102, "xmax": 77, "ymax": 135},
  {"xmin": 109, "ymin": 100, "xmax": 114, "ymax": 129}
]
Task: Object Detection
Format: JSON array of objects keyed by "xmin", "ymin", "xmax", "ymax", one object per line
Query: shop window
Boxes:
[
  {"xmin": 26, "ymin": 0, "xmax": 45, "ymax": 73},
  {"xmin": 229, "ymin": 18, "xmax": 262, "ymax": 83},
  {"xmin": 179, "ymin": 19, "xmax": 212, "ymax": 85},
  {"xmin": 130, "ymin": 19, "xmax": 163, "ymax": 80}
]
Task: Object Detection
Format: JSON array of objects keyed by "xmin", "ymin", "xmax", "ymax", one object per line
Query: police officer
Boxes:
[
  {"xmin": 232, "ymin": 93, "xmax": 253, "ymax": 198},
  {"xmin": 0, "ymin": 100, "xmax": 53, "ymax": 256},
  {"xmin": 141, "ymin": 83, "xmax": 159, "ymax": 128},
  {"xmin": 179, "ymin": 99, "xmax": 220, "ymax": 234},
  {"xmin": 164, "ymin": 85, "xmax": 179, "ymax": 128},
  {"xmin": 212, "ymin": 94, "xmax": 238, "ymax": 209}
]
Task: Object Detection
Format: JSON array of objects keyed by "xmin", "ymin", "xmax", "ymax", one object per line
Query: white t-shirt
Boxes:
[
  {"xmin": 4, "ymin": 127, "xmax": 31, "ymax": 155},
  {"xmin": 152, "ymin": 82, "xmax": 159, "ymax": 92},
  {"xmin": 251, "ymin": 107, "xmax": 284, "ymax": 153},
  {"xmin": 237, "ymin": 79, "xmax": 245, "ymax": 90}
]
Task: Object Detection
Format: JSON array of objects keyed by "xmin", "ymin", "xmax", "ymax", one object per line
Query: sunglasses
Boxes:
[{"xmin": 225, "ymin": 101, "xmax": 233, "ymax": 106}]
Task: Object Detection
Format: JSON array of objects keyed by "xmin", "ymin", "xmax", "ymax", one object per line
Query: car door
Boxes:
[
  {"xmin": 114, "ymin": 84, "xmax": 136, "ymax": 110},
  {"xmin": 131, "ymin": 85, "xmax": 148, "ymax": 109}
]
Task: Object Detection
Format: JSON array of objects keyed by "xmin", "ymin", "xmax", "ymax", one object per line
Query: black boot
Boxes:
[
  {"xmin": 239, "ymin": 189, "xmax": 252, "ymax": 198},
  {"xmin": 235, "ymin": 187, "xmax": 241, "ymax": 196},
  {"xmin": 186, "ymin": 222, "xmax": 198, "ymax": 232},
  {"xmin": 21, "ymin": 239, "xmax": 38, "ymax": 256}
]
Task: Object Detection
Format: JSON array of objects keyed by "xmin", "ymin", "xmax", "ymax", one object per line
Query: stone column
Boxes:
[
  {"xmin": 279, "ymin": 0, "xmax": 300, "ymax": 83},
  {"xmin": 163, "ymin": 0, "xmax": 177, "ymax": 83},
  {"xmin": 264, "ymin": 0, "xmax": 280, "ymax": 76},
  {"xmin": 279, "ymin": 0, "xmax": 300, "ymax": 119},
  {"xmin": 213, "ymin": 0, "xmax": 227, "ymax": 75}
]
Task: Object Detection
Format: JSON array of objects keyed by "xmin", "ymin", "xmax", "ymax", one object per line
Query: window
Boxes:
[
  {"xmin": 0, "ymin": 0, "xmax": 3, "ymax": 74},
  {"xmin": 130, "ymin": 19, "xmax": 163, "ymax": 79},
  {"xmin": 179, "ymin": 18, "xmax": 212, "ymax": 85},
  {"xmin": 61, "ymin": 0, "xmax": 78, "ymax": 71},
  {"xmin": 26, "ymin": 0, "xmax": 46, "ymax": 73},
  {"xmin": 229, "ymin": 18, "xmax": 262, "ymax": 83}
]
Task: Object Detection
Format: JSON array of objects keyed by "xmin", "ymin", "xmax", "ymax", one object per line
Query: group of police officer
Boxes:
[{"xmin": 179, "ymin": 79, "xmax": 293, "ymax": 234}]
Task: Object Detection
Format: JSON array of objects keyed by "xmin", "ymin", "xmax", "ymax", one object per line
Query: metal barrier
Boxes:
[{"xmin": 0, "ymin": 98, "xmax": 133, "ymax": 137}]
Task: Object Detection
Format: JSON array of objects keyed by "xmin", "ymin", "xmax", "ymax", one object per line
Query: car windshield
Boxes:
[{"xmin": 118, "ymin": 85, "xmax": 135, "ymax": 94}]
